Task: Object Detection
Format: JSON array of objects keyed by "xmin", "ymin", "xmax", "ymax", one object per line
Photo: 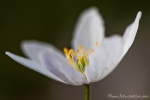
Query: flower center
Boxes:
[{"xmin": 63, "ymin": 45, "xmax": 95, "ymax": 74}]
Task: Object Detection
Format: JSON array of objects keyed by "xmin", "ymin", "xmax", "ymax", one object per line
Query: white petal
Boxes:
[
  {"xmin": 72, "ymin": 7, "xmax": 105, "ymax": 52},
  {"xmin": 99, "ymin": 12, "xmax": 142, "ymax": 80},
  {"xmin": 39, "ymin": 49, "xmax": 87, "ymax": 85},
  {"xmin": 123, "ymin": 11, "xmax": 142, "ymax": 55},
  {"xmin": 85, "ymin": 11, "xmax": 142, "ymax": 83},
  {"xmin": 5, "ymin": 52, "xmax": 66, "ymax": 84},
  {"xmin": 21, "ymin": 40, "xmax": 63, "ymax": 63},
  {"xmin": 85, "ymin": 35, "xmax": 123, "ymax": 83}
]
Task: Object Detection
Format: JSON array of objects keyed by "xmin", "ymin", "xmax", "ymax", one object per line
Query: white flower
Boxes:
[{"xmin": 5, "ymin": 7, "xmax": 142, "ymax": 85}]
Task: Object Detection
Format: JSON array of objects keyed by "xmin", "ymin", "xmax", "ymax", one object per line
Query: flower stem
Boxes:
[{"xmin": 85, "ymin": 84, "xmax": 90, "ymax": 100}]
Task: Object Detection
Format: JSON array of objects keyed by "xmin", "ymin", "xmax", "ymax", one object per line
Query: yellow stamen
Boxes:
[
  {"xmin": 88, "ymin": 49, "xmax": 94, "ymax": 56},
  {"xmin": 63, "ymin": 47, "xmax": 68, "ymax": 56},
  {"xmin": 69, "ymin": 49, "xmax": 74, "ymax": 55},
  {"xmin": 96, "ymin": 42, "xmax": 99, "ymax": 46},
  {"xmin": 79, "ymin": 45, "xmax": 83, "ymax": 49},
  {"xmin": 76, "ymin": 50, "xmax": 79, "ymax": 55},
  {"xmin": 85, "ymin": 62, "xmax": 88, "ymax": 66},
  {"xmin": 63, "ymin": 45, "xmax": 91, "ymax": 74}
]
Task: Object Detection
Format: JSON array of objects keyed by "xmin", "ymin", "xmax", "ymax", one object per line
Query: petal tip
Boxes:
[
  {"xmin": 20, "ymin": 40, "xmax": 31, "ymax": 50},
  {"xmin": 83, "ymin": 6, "xmax": 99, "ymax": 15},
  {"xmin": 137, "ymin": 11, "xmax": 142, "ymax": 19},
  {"xmin": 5, "ymin": 52, "xmax": 14, "ymax": 58},
  {"xmin": 5, "ymin": 51, "xmax": 10, "ymax": 55},
  {"xmin": 5, "ymin": 52, "xmax": 14, "ymax": 59},
  {"xmin": 87, "ymin": 6, "xmax": 99, "ymax": 11},
  {"xmin": 21, "ymin": 40, "xmax": 38, "ymax": 47},
  {"xmin": 21, "ymin": 40, "xmax": 32, "ymax": 48}
]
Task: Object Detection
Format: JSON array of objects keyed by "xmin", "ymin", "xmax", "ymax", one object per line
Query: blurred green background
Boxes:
[{"xmin": 0, "ymin": 0, "xmax": 150, "ymax": 100}]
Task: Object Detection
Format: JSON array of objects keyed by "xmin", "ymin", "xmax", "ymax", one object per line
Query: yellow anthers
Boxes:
[
  {"xmin": 79, "ymin": 45, "xmax": 83, "ymax": 49},
  {"xmin": 63, "ymin": 45, "xmax": 89, "ymax": 74},
  {"xmin": 96, "ymin": 42, "xmax": 99, "ymax": 46},
  {"xmin": 83, "ymin": 55, "xmax": 86, "ymax": 59},
  {"xmin": 78, "ymin": 56, "xmax": 81, "ymax": 60},
  {"xmin": 76, "ymin": 50, "xmax": 79, "ymax": 55},
  {"xmin": 68, "ymin": 55, "xmax": 72, "ymax": 60},
  {"xmin": 69, "ymin": 61, "xmax": 73, "ymax": 65},
  {"xmin": 82, "ymin": 52, "xmax": 85, "ymax": 56},
  {"xmin": 79, "ymin": 45, "xmax": 84, "ymax": 51},
  {"xmin": 85, "ymin": 62, "xmax": 88, "ymax": 66},
  {"xmin": 63, "ymin": 47, "xmax": 68, "ymax": 56},
  {"xmin": 69, "ymin": 49, "xmax": 74, "ymax": 55},
  {"xmin": 88, "ymin": 49, "xmax": 94, "ymax": 56}
]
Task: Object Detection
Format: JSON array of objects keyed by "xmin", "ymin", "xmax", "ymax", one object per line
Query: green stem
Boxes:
[{"xmin": 85, "ymin": 84, "xmax": 90, "ymax": 100}]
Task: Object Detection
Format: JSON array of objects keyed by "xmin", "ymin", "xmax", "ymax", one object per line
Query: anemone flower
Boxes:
[{"xmin": 5, "ymin": 7, "xmax": 141, "ymax": 100}]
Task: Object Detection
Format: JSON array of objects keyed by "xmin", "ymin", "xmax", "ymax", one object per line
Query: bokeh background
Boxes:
[{"xmin": 0, "ymin": 0, "xmax": 150, "ymax": 100}]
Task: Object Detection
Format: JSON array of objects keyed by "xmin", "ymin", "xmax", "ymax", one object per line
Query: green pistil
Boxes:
[{"xmin": 76, "ymin": 57, "xmax": 89, "ymax": 74}]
